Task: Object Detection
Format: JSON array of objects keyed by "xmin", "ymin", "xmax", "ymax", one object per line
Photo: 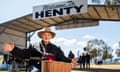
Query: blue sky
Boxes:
[
  {"xmin": 52, "ymin": 22, "xmax": 120, "ymax": 57},
  {"xmin": 0, "ymin": 0, "xmax": 120, "ymax": 57}
]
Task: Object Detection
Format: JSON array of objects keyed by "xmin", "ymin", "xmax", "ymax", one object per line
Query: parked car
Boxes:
[
  {"xmin": 103, "ymin": 58, "xmax": 112, "ymax": 64},
  {"xmin": 94, "ymin": 57, "xmax": 103, "ymax": 64},
  {"xmin": 112, "ymin": 57, "xmax": 120, "ymax": 63}
]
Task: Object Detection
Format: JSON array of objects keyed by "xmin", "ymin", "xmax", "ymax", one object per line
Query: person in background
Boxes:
[
  {"xmin": 3, "ymin": 27, "xmax": 76, "ymax": 72},
  {"xmin": 81, "ymin": 53, "xmax": 86, "ymax": 69},
  {"xmin": 77, "ymin": 54, "xmax": 83, "ymax": 69},
  {"xmin": 68, "ymin": 50, "xmax": 75, "ymax": 59},
  {"xmin": 82, "ymin": 47, "xmax": 90, "ymax": 69},
  {"xmin": 85, "ymin": 53, "xmax": 90, "ymax": 69},
  {"xmin": 7, "ymin": 54, "xmax": 14, "ymax": 72},
  {"xmin": 83, "ymin": 47, "xmax": 88, "ymax": 56}
]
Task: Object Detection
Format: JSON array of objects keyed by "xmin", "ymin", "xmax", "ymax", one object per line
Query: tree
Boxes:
[
  {"xmin": 115, "ymin": 41, "xmax": 120, "ymax": 57},
  {"xmin": 89, "ymin": 48, "xmax": 97, "ymax": 59},
  {"xmin": 115, "ymin": 49, "xmax": 120, "ymax": 57},
  {"xmin": 102, "ymin": 47, "xmax": 112, "ymax": 60},
  {"xmin": 86, "ymin": 39, "xmax": 113, "ymax": 60},
  {"xmin": 92, "ymin": 0, "xmax": 120, "ymax": 9},
  {"xmin": 92, "ymin": 0, "xmax": 120, "ymax": 5}
]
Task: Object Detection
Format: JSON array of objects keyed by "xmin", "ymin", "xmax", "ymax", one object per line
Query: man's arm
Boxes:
[
  {"xmin": 11, "ymin": 46, "xmax": 43, "ymax": 59},
  {"xmin": 3, "ymin": 43, "xmax": 43, "ymax": 59},
  {"xmin": 56, "ymin": 47, "xmax": 71, "ymax": 63}
]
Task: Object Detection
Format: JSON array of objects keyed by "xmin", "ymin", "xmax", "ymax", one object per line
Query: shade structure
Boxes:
[{"xmin": 0, "ymin": 5, "xmax": 120, "ymax": 51}]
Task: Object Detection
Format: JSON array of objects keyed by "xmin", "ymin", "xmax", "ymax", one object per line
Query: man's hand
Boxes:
[
  {"xmin": 71, "ymin": 58, "xmax": 77, "ymax": 68},
  {"xmin": 3, "ymin": 42, "xmax": 15, "ymax": 52}
]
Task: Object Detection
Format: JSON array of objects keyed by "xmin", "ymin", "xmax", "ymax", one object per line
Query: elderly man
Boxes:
[{"xmin": 3, "ymin": 27, "xmax": 74, "ymax": 72}]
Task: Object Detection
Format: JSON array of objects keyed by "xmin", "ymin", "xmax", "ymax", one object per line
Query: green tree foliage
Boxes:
[
  {"xmin": 89, "ymin": 48, "xmax": 97, "ymax": 59},
  {"xmin": 91, "ymin": 0, "xmax": 120, "ymax": 8},
  {"xmin": 115, "ymin": 49, "xmax": 120, "ymax": 57},
  {"xmin": 102, "ymin": 47, "xmax": 112, "ymax": 60},
  {"xmin": 86, "ymin": 39, "xmax": 113, "ymax": 60},
  {"xmin": 115, "ymin": 41, "xmax": 120, "ymax": 57}
]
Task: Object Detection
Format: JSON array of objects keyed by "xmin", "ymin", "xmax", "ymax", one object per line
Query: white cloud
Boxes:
[
  {"xmin": 112, "ymin": 43, "xmax": 119, "ymax": 49},
  {"xmin": 53, "ymin": 37, "xmax": 77, "ymax": 46},
  {"xmin": 53, "ymin": 37, "xmax": 66, "ymax": 43},
  {"xmin": 63, "ymin": 39, "xmax": 77, "ymax": 46},
  {"xmin": 53, "ymin": 37, "xmax": 87, "ymax": 47},
  {"xmin": 82, "ymin": 34, "xmax": 96, "ymax": 40},
  {"xmin": 52, "ymin": 37, "xmax": 89, "ymax": 56},
  {"xmin": 77, "ymin": 41, "xmax": 87, "ymax": 47}
]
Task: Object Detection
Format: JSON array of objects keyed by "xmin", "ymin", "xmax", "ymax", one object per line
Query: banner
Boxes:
[{"xmin": 33, "ymin": 0, "xmax": 87, "ymax": 19}]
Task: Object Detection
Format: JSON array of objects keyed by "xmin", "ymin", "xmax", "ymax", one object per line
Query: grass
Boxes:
[
  {"xmin": 0, "ymin": 68, "xmax": 26, "ymax": 72},
  {"xmin": 0, "ymin": 69, "xmax": 8, "ymax": 72}
]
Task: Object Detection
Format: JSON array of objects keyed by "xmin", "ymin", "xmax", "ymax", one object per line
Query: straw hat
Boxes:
[{"xmin": 38, "ymin": 27, "xmax": 56, "ymax": 38}]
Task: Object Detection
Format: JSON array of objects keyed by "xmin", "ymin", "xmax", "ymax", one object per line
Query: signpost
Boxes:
[{"xmin": 33, "ymin": 0, "xmax": 87, "ymax": 20}]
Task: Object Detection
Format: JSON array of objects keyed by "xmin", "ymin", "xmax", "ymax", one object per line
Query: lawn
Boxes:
[{"xmin": 0, "ymin": 68, "xmax": 26, "ymax": 72}]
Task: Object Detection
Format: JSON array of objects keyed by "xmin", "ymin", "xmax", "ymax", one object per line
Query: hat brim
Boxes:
[{"xmin": 38, "ymin": 31, "xmax": 56, "ymax": 38}]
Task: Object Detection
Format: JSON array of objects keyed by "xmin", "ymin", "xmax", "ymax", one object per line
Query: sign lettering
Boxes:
[{"xmin": 33, "ymin": 0, "xmax": 87, "ymax": 19}]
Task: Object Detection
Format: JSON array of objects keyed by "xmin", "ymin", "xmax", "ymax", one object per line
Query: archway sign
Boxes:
[{"xmin": 33, "ymin": 0, "xmax": 88, "ymax": 20}]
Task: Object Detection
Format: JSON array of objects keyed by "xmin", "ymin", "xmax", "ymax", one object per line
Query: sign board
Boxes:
[
  {"xmin": 33, "ymin": 0, "xmax": 88, "ymax": 19},
  {"xmin": 55, "ymin": 20, "xmax": 99, "ymax": 30}
]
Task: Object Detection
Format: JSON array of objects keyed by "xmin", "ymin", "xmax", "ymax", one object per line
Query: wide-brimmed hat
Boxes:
[{"xmin": 38, "ymin": 27, "xmax": 56, "ymax": 38}]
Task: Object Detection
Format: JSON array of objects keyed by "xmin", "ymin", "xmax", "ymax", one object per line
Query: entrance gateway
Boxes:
[{"xmin": 0, "ymin": 0, "xmax": 120, "ymax": 50}]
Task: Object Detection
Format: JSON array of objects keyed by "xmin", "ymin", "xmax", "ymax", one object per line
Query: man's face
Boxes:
[{"xmin": 41, "ymin": 32, "xmax": 52, "ymax": 43}]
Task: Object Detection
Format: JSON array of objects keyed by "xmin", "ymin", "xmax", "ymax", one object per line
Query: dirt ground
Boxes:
[
  {"xmin": 0, "ymin": 64, "xmax": 120, "ymax": 72},
  {"xmin": 72, "ymin": 64, "xmax": 120, "ymax": 72}
]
